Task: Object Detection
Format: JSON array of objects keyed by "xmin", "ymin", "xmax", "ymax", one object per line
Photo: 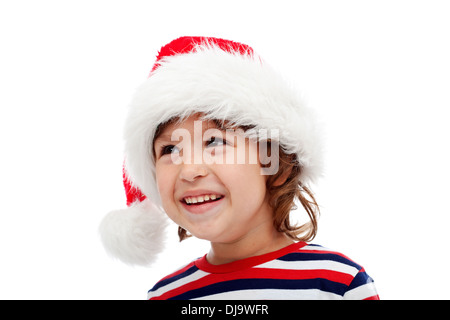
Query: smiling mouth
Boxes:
[{"xmin": 182, "ymin": 194, "xmax": 223, "ymax": 205}]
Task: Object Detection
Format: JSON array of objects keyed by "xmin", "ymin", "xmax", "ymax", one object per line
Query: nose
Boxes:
[{"xmin": 179, "ymin": 163, "xmax": 208, "ymax": 182}]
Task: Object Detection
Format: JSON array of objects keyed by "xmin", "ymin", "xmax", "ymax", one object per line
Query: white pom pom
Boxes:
[{"xmin": 99, "ymin": 199, "xmax": 169, "ymax": 266}]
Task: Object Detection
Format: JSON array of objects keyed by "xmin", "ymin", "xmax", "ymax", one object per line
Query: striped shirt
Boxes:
[{"xmin": 148, "ymin": 242, "xmax": 379, "ymax": 300}]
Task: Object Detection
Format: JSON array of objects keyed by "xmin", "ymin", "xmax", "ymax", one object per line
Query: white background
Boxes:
[{"xmin": 1, "ymin": 0, "xmax": 449, "ymax": 300}]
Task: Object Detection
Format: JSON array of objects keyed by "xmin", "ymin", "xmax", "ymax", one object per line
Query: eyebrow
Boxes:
[{"xmin": 153, "ymin": 134, "xmax": 173, "ymax": 142}]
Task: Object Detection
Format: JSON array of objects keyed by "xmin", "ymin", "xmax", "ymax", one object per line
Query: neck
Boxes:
[{"xmin": 206, "ymin": 222, "xmax": 294, "ymax": 265}]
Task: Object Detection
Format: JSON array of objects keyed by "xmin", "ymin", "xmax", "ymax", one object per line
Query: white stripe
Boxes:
[
  {"xmin": 343, "ymin": 282, "xmax": 378, "ymax": 300},
  {"xmin": 255, "ymin": 259, "xmax": 359, "ymax": 277},
  {"xmin": 192, "ymin": 288, "xmax": 343, "ymax": 300},
  {"xmin": 301, "ymin": 244, "xmax": 331, "ymax": 251},
  {"xmin": 148, "ymin": 269, "xmax": 209, "ymax": 299}
]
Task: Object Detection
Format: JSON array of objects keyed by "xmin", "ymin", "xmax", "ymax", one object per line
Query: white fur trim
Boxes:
[
  {"xmin": 99, "ymin": 199, "xmax": 169, "ymax": 266},
  {"xmin": 124, "ymin": 43, "xmax": 324, "ymax": 206}
]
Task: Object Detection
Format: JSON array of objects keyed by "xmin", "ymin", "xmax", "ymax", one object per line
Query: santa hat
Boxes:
[{"xmin": 99, "ymin": 36, "xmax": 323, "ymax": 266}]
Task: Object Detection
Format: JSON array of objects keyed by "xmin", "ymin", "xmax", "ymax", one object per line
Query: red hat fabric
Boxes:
[{"xmin": 151, "ymin": 36, "xmax": 253, "ymax": 73}]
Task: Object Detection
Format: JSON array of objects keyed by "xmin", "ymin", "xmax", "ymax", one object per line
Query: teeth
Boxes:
[{"xmin": 183, "ymin": 194, "xmax": 222, "ymax": 205}]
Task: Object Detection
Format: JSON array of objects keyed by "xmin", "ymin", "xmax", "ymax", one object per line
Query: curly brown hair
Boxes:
[{"xmin": 264, "ymin": 147, "xmax": 320, "ymax": 242}]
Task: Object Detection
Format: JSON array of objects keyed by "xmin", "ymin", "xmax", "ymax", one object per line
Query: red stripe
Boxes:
[
  {"xmin": 363, "ymin": 294, "xmax": 380, "ymax": 300},
  {"xmin": 154, "ymin": 267, "xmax": 353, "ymax": 300}
]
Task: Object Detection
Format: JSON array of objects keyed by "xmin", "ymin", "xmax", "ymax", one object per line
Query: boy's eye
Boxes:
[
  {"xmin": 160, "ymin": 145, "xmax": 180, "ymax": 156},
  {"xmin": 206, "ymin": 137, "xmax": 227, "ymax": 147}
]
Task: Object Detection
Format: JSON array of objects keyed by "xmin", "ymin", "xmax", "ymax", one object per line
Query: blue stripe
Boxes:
[
  {"xmin": 278, "ymin": 252, "xmax": 362, "ymax": 270},
  {"xmin": 347, "ymin": 270, "xmax": 374, "ymax": 292},
  {"xmin": 149, "ymin": 265, "xmax": 199, "ymax": 293},
  {"xmin": 169, "ymin": 278, "xmax": 348, "ymax": 300}
]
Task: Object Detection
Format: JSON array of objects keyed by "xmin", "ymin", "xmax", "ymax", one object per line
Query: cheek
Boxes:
[
  {"xmin": 155, "ymin": 164, "xmax": 176, "ymax": 205},
  {"xmin": 226, "ymin": 164, "xmax": 267, "ymax": 205},
  {"xmin": 155, "ymin": 165, "xmax": 164, "ymax": 193},
  {"xmin": 155, "ymin": 167, "xmax": 183, "ymax": 225}
]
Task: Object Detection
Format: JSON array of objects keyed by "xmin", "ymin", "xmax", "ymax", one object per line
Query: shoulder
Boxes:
[
  {"xmin": 292, "ymin": 243, "xmax": 366, "ymax": 269},
  {"xmin": 270, "ymin": 243, "xmax": 365, "ymax": 285},
  {"xmin": 272, "ymin": 243, "xmax": 366, "ymax": 272},
  {"xmin": 294, "ymin": 243, "xmax": 379, "ymax": 300}
]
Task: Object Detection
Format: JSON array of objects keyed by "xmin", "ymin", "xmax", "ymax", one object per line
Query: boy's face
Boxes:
[{"xmin": 153, "ymin": 114, "xmax": 274, "ymax": 243}]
